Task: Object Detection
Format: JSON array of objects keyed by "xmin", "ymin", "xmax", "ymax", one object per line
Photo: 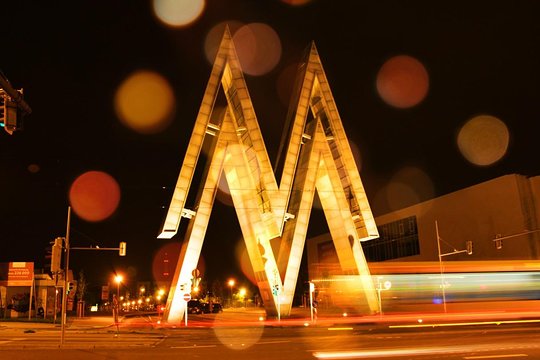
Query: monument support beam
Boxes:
[{"xmin": 159, "ymin": 27, "xmax": 379, "ymax": 322}]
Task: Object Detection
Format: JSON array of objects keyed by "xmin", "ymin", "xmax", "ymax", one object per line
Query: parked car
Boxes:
[
  {"xmin": 187, "ymin": 300, "xmax": 202, "ymax": 314},
  {"xmin": 201, "ymin": 302, "xmax": 223, "ymax": 314}
]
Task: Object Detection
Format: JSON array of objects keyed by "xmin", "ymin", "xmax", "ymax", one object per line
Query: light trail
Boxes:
[
  {"xmin": 463, "ymin": 354, "xmax": 528, "ymax": 359},
  {"xmin": 389, "ymin": 318, "xmax": 540, "ymax": 329}
]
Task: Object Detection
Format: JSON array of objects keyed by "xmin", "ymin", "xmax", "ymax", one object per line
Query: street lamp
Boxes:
[
  {"xmin": 239, "ymin": 287, "xmax": 247, "ymax": 307},
  {"xmin": 228, "ymin": 279, "xmax": 235, "ymax": 308},
  {"xmin": 115, "ymin": 274, "xmax": 123, "ymax": 299},
  {"xmin": 376, "ymin": 277, "xmax": 392, "ymax": 316},
  {"xmin": 435, "ymin": 221, "xmax": 471, "ymax": 313}
]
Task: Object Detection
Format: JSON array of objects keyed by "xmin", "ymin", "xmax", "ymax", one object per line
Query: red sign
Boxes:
[
  {"xmin": 0, "ymin": 262, "xmax": 34, "ymax": 286},
  {"xmin": 183, "ymin": 293, "xmax": 191, "ymax": 302},
  {"xmin": 101, "ymin": 285, "xmax": 110, "ymax": 301}
]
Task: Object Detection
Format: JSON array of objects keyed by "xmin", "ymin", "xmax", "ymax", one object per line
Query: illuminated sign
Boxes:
[{"xmin": 0, "ymin": 262, "xmax": 34, "ymax": 286}]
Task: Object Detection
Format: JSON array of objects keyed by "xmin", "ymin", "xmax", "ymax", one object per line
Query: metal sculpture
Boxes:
[{"xmin": 158, "ymin": 28, "xmax": 379, "ymax": 322}]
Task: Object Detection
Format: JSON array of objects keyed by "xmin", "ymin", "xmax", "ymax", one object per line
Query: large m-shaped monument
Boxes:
[{"xmin": 158, "ymin": 28, "xmax": 379, "ymax": 322}]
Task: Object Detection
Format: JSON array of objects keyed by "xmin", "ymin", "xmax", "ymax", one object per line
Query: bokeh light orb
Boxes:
[
  {"xmin": 27, "ymin": 163, "xmax": 40, "ymax": 173},
  {"xmin": 281, "ymin": 0, "xmax": 313, "ymax": 6},
  {"xmin": 233, "ymin": 23, "xmax": 282, "ymax": 76},
  {"xmin": 213, "ymin": 321, "xmax": 264, "ymax": 349},
  {"xmin": 216, "ymin": 176, "xmax": 234, "ymax": 207},
  {"xmin": 204, "ymin": 21, "xmax": 244, "ymax": 65},
  {"xmin": 69, "ymin": 171, "xmax": 121, "ymax": 222},
  {"xmin": 152, "ymin": 0, "xmax": 205, "ymax": 28},
  {"xmin": 348, "ymin": 141, "xmax": 363, "ymax": 172},
  {"xmin": 152, "ymin": 242, "xmax": 181, "ymax": 283},
  {"xmin": 457, "ymin": 115, "xmax": 509, "ymax": 166},
  {"xmin": 114, "ymin": 70, "xmax": 175, "ymax": 134},
  {"xmin": 235, "ymin": 240, "xmax": 256, "ymax": 285},
  {"xmin": 276, "ymin": 62, "xmax": 299, "ymax": 107},
  {"xmin": 386, "ymin": 167, "xmax": 434, "ymax": 212},
  {"xmin": 376, "ymin": 55, "xmax": 429, "ymax": 108},
  {"xmin": 386, "ymin": 181, "xmax": 420, "ymax": 213}
]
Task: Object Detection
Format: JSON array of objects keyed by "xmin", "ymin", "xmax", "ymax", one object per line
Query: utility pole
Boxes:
[
  {"xmin": 60, "ymin": 207, "xmax": 71, "ymax": 346},
  {"xmin": 436, "ymin": 220, "xmax": 471, "ymax": 313}
]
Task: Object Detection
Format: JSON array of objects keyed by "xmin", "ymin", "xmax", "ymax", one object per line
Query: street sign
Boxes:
[{"xmin": 183, "ymin": 293, "xmax": 191, "ymax": 302}]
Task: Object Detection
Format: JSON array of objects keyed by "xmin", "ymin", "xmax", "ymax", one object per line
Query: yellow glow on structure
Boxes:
[
  {"xmin": 457, "ymin": 115, "xmax": 509, "ymax": 166},
  {"xmin": 152, "ymin": 0, "xmax": 205, "ymax": 28},
  {"xmin": 159, "ymin": 28, "xmax": 379, "ymax": 323},
  {"xmin": 114, "ymin": 70, "xmax": 175, "ymax": 134}
]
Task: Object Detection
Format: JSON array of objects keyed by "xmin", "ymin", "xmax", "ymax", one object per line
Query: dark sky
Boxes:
[{"xmin": 1, "ymin": 1, "xmax": 540, "ymax": 290}]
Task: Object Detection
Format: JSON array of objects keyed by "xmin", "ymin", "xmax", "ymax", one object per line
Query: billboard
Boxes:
[{"xmin": 0, "ymin": 262, "xmax": 34, "ymax": 286}]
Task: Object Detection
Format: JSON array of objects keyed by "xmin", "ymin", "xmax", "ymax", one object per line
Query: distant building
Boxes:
[{"xmin": 308, "ymin": 174, "xmax": 540, "ymax": 280}]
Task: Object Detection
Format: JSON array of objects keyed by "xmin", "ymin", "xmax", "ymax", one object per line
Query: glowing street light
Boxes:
[
  {"xmin": 114, "ymin": 274, "xmax": 123, "ymax": 299},
  {"xmin": 239, "ymin": 287, "xmax": 247, "ymax": 308},
  {"xmin": 228, "ymin": 279, "xmax": 235, "ymax": 308}
]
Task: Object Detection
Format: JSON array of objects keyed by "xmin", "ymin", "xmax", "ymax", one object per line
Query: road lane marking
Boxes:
[
  {"xmin": 328, "ymin": 327, "xmax": 354, "ymax": 331},
  {"xmin": 171, "ymin": 345, "xmax": 217, "ymax": 349},
  {"xmin": 256, "ymin": 340, "xmax": 291, "ymax": 345},
  {"xmin": 0, "ymin": 338, "xmax": 26, "ymax": 345},
  {"xmin": 463, "ymin": 355, "xmax": 528, "ymax": 359},
  {"xmin": 390, "ymin": 319, "xmax": 540, "ymax": 329}
]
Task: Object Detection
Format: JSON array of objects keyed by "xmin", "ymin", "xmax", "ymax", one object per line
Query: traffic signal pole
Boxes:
[
  {"xmin": 58, "ymin": 206, "xmax": 126, "ymax": 346},
  {"xmin": 60, "ymin": 207, "xmax": 71, "ymax": 346}
]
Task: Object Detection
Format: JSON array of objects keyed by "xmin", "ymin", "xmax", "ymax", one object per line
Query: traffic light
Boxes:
[
  {"xmin": 119, "ymin": 242, "xmax": 127, "ymax": 256},
  {"xmin": 50, "ymin": 237, "xmax": 63, "ymax": 273},
  {"xmin": 466, "ymin": 240, "xmax": 473, "ymax": 255},
  {"xmin": 67, "ymin": 281, "xmax": 75, "ymax": 294},
  {"xmin": 495, "ymin": 234, "xmax": 503, "ymax": 250},
  {"xmin": 0, "ymin": 89, "xmax": 23, "ymax": 135}
]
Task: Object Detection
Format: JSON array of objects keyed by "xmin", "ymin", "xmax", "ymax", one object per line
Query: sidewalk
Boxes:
[{"xmin": 0, "ymin": 316, "xmax": 115, "ymax": 332}]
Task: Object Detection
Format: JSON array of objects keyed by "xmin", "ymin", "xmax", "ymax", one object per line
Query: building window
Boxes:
[{"xmin": 361, "ymin": 216, "xmax": 420, "ymax": 261}]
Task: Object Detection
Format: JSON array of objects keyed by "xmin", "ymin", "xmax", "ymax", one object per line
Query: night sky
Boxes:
[{"xmin": 1, "ymin": 1, "xmax": 540, "ymax": 292}]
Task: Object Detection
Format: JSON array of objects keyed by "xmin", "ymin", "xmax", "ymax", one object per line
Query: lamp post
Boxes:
[
  {"xmin": 115, "ymin": 274, "xmax": 123, "ymax": 299},
  {"xmin": 309, "ymin": 281, "xmax": 315, "ymax": 322},
  {"xmin": 376, "ymin": 277, "xmax": 392, "ymax": 316},
  {"xmin": 239, "ymin": 287, "xmax": 247, "ymax": 308},
  {"xmin": 228, "ymin": 279, "xmax": 235, "ymax": 308},
  {"xmin": 436, "ymin": 220, "xmax": 470, "ymax": 313}
]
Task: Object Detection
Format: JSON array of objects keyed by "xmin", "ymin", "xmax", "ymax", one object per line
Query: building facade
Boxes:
[{"xmin": 308, "ymin": 174, "xmax": 540, "ymax": 280}]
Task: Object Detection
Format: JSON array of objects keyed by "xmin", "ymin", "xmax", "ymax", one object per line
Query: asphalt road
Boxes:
[{"xmin": 2, "ymin": 314, "xmax": 540, "ymax": 359}]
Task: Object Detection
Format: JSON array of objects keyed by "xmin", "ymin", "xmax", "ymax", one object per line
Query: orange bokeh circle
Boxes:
[
  {"xmin": 69, "ymin": 171, "xmax": 121, "ymax": 222},
  {"xmin": 376, "ymin": 55, "xmax": 429, "ymax": 108}
]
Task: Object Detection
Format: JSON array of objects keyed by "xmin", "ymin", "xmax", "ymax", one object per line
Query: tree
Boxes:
[{"xmin": 77, "ymin": 270, "xmax": 88, "ymax": 303}]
